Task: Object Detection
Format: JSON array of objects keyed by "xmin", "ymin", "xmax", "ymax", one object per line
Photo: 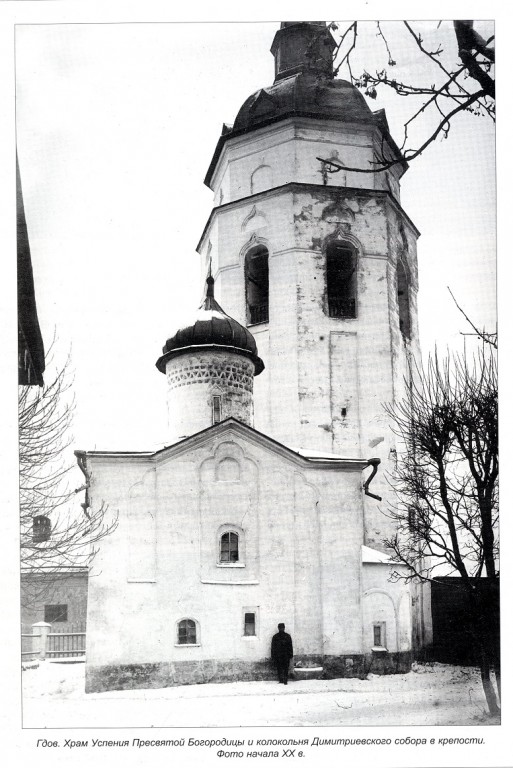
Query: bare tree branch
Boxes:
[
  {"xmin": 448, "ymin": 287, "xmax": 498, "ymax": 349},
  {"xmin": 316, "ymin": 88, "xmax": 486, "ymax": 174},
  {"xmin": 19, "ymin": 346, "xmax": 118, "ymax": 610},
  {"xmin": 320, "ymin": 20, "xmax": 495, "ymax": 175},
  {"xmin": 383, "ymin": 342, "xmax": 499, "ymax": 714}
]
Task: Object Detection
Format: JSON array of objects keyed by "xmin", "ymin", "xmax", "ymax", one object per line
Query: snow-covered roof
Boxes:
[
  {"xmin": 296, "ymin": 447, "xmax": 362, "ymax": 462},
  {"xmin": 78, "ymin": 419, "xmax": 372, "ymax": 472},
  {"xmin": 361, "ymin": 545, "xmax": 395, "ymax": 564}
]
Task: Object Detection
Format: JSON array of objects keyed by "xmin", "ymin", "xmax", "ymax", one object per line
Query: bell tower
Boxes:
[{"xmin": 197, "ymin": 22, "xmax": 421, "ymax": 548}]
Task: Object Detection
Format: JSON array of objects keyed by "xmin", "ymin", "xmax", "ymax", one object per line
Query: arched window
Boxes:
[
  {"xmin": 245, "ymin": 245, "xmax": 269, "ymax": 325},
  {"xmin": 33, "ymin": 515, "xmax": 51, "ymax": 543},
  {"xmin": 219, "ymin": 531, "xmax": 239, "ymax": 563},
  {"xmin": 177, "ymin": 618, "xmax": 198, "ymax": 645},
  {"xmin": 397, "ymin": 260, "xmax": 411, "ymax": 339},
  {"xmin": 326, "ymin": 242, "xmax": 357, "ymax": 318}
]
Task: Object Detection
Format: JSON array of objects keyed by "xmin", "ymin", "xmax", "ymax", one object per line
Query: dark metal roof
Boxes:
[
  {"xmin": 233, "ymin": 73, "xmax": 374, "ymax": 134},
  {"xmin": 156, "ymin": 276, "xmax": 264, "ymax": 375},
  {"xmin": 204, "ymin": 74, "xmax": 405, "ymax": 188},
  {"xmin": 77, "ymin": 417, "xmax": 372, "ymax": 471},
  {"xmin": 17, "ymin": 155, "xmax": 45, "ymax": 386},
  {"xmin": 204, "ymin": 22, "xmax": 406, "ymax": 189}
]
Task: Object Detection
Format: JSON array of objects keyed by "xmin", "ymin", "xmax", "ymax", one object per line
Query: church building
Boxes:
[{"xmin": 77, "ymin": 22, "xmax": 422, "ymax": 693}]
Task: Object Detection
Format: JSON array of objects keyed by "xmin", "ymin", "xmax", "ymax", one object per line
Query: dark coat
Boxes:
[{"xmin": 271, "ymin": 631, "xmax": 293, "ymax": 662}]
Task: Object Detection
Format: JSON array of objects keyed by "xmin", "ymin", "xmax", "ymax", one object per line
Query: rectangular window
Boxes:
[
  {"xmin": 244, "ymin": 612, "xmax": 256, "ymax": 636},
  {"xmin": 373, "ymin": 622, "xmax": 386, "ymax": 648},
  {"xmin": 408, "ymin": 507, "xmax": 427, "ymax": 540},
  {"xmin": 44, "ymin": 604, "xmax": 68, "ymax": 623},
  {"xmin": 242, "ymin": 607, "xmax": 258, "ymax": 637},
  {"xmin": 212, "ymin": 396, "xmax": 222, "ymax": 424}
]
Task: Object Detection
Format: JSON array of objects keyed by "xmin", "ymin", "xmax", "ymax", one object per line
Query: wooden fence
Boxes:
[{"xmin": 22, "ymin": 622, "xmax": 86, "ymax": 662}]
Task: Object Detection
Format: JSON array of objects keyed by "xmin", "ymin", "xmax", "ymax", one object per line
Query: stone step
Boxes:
[{"xmin": 292, "ymin": 666, "xmax": 324, "ymax": 680}]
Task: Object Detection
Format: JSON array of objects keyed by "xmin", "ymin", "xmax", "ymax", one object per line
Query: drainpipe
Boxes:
[
  {"xmin": 75, "ymin": 451, "xmax": 91, "ymax": 518},
  {"xmin": 363, "ymin": 458, "xmax": 382, "ymax": 501}
]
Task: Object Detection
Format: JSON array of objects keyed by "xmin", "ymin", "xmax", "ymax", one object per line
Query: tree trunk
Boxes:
[
  {"xmin": 467, "ymin": 587, "xmax": 500, "ymax": 716},
  {"xmin": 479, "ymin": 650, "xmax": 500, "ymax": 716},
  {"xmin": 494, "ymin": 663, "xmax": 501, "ymax": 702}
]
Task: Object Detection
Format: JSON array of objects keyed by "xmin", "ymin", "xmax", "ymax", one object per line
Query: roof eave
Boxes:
[
  {"xmin": 77, "ymin": 418, "xmax": 372, "ymax": 471},
  {"xmin": 155, "ymin": 344, "xmax": 265, "ymax": 375},
  {"xmin": 197, "ymin": 180, "xmax": 421, "ymax": 253},
  {"xmin": 204, "ymin": 109, "xmax": 385, "ymax": 191}
]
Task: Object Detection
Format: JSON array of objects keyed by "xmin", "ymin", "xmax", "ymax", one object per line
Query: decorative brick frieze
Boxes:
[
  {"xmin": 165, "ymin": 352, "xmax": 255, "ymax": 441},
  {"xmin": 167, "ymin": 358, "xmax": 253, "ymax": 392}
]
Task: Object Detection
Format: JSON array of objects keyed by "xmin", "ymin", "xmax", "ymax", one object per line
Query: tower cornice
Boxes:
[
  {"xmin": 204, "ymin": 85, "xmax": 406, "ymax": 190},
  {"xmin": 196, "ymin": 182, "xmax": 421, "ymax": 254}
]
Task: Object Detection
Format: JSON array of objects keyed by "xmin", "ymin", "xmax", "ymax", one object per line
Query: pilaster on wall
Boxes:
[{"xmin": 292, "ymin": 473, "xmax": 322, "ymax": 655}]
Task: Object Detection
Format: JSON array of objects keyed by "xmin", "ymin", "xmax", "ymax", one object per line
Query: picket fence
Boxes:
[{"xmin": 22, "ymin": 622, "xmax": 86, "ymax": 661}]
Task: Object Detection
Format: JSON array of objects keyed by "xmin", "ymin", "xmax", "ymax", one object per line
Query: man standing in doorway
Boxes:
[{"xmin": 271, "ymin": 623, "xmax": 293, "ymax": 684}]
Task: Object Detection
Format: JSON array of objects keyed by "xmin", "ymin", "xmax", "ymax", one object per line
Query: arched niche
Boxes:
[
  {"xmin": 362, "ymin": 589, "xmax": 398, "ymax": 652},
  {"xmin": 250, "ymin": 164, "xmax": 273, "ymax": 194},
  {"xmin": 215, "ymin": 456, "xmax": 240, "ymax": 482}
]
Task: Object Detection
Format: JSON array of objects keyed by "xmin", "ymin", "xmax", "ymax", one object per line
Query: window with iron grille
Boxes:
[
  {"xmin": 33, "ymin": 515, "xmax": 51, "ymax": 543},
  {"xmin": 245, "ymin": 245, "xmax": 269, "ymax": 325},
  {"xmin": 408, "ymin": 506, "xmax": 416, "ymax": 532},
  {"xmin": 326, "ymin": 242, "xmax": 357, "ymax": 319},
  {"xmin": 220, "ymin": 531, "xmax": 239, "ymax": 563},
  {"xmin": 244, "ymin": 612, "xmax": 256, "ymax": 636},
  {"xmin": 408, "ymin": 506, "xmax": 428, "ymax": 541},
  {"xmin": 44, "ymin": 604, "xmax": 68, "ymax": 623},
  {"xmin": 177, "ymin": 619, "xmax": 197, "ymax": 645}
]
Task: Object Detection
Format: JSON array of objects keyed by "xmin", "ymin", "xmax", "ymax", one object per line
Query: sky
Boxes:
[
  {"xmin": 3, "ymin": 4, "xmax": 510, "ymax": 764},
  {"xmin": 14, "ymin": 19, "xmax": 496, "ymax": 454}
]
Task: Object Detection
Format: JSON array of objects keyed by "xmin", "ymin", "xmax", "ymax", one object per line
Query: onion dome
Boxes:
[
  {"xmin": 231, "ymin": 74, "xmax": 374, "ymax": 136},
  {"xmin": 156, "ymin": 275, "xmax": 264, "ymax": 375},
  {"xmin": 204, "ymin": 22, "xmax": 403, "ymax": 188}
]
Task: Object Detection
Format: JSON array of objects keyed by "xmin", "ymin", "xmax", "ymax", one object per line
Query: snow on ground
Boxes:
[{"xmin": 22, "ymin": 660, "xmax": 500, "ymax": 728}]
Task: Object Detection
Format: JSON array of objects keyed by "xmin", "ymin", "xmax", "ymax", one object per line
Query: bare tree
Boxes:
[
  {"xmin": 19, "ymin": 350, "xmax": 117, "ymax": 610},
  {"xmin": 319, "ymin": 20, "xmax": 494, "ymax": 174},
  {"xmin": 384, "ymin": 343, "xmax": 499, "ymax": 715},
  {"xmin": 447, "ymin": 287, "xmax": 497, "ymax": 350}
]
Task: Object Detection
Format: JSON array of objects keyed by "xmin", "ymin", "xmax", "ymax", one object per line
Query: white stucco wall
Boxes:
[
  {"xmin": 84, "ymin": 425, "xmax": 369, "ymax": 669},
  {"xmin": 361, "ymin": 562, "xmax": 412, "ymax": 653},
  {"xmin": 210, "ymin": 120, "xmax": 400, "ymax": 206}
]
